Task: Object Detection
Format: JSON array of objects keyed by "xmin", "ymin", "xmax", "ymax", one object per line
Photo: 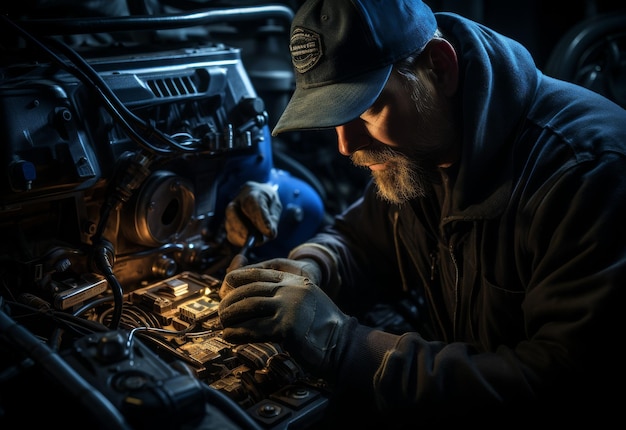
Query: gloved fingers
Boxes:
[
  {"xmin": 219, "ymin": 279, "xmax": 282, "ymax": 304},
  {"xmin": 224, "ymin": 182, "xmax": 282, "ymax": 247},
  {"xmin": 218, "ymin": 273, "xmax": 351, "ymax": 377},
  {"xmin": 225, "ymin": 201, "xmax": 250, "ymax": 247},
  {"xmin": 218, "ymin": 290, "xmax": 279, "ymax": 323},
  {"xmin": 221, "ymin": 325, "xmax": 275, "ymax": 344},
  {"xmin": 221, "ymin": 317, "xmax": 289, "ymax": 345},
  {"xmin": 219, "ymin": 271, "xmax": 311, "ymax": 323},
  {"xmin": 239, "ymin": 190, "xmax": 281, "ymax": 239},
  {"xmin": 219, "ymin": 266, "xmax": 283, "ymax": 299},
  {"xmin": 218, "ymin": 282, "xmax": 234, "ymax": 300},
  {"xmin": 219, "ymin": 257, "xmax": 248, "ymax": 299},
  {"xmin": 241, "ymin": 258, "xmax": 322, "ymax": 285},
  {"xmin": 220, "ymin": 268, "xmax": 313, "ymax": 304},
  {"xmin": 219, "ymin": 286, "xmax": 296, "ymax": 345},
  {"xmin": 222, "ymin": 267, "xmax": 284, "ymax": 290}
]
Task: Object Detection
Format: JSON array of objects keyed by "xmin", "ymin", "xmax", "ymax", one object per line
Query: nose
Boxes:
[{"xmin": 336, "ymin": 120, "xmax": 370, "ymax": 156}]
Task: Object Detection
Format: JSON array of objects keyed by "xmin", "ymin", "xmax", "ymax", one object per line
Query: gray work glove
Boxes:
[
  {"xmin": 218, "ymin": 267, "xmax": 350, "ymax": 376},
  {"xmin": 219, "ymin": 257, "xmax": 321, "ymax": 299},
  {"xmin": 225, "ymin": 181, "xmax": 282, "ymax": 247}
]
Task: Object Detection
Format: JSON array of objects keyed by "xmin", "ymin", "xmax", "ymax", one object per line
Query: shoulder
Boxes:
[{"xmin": 529, "ymin": 74, "xmax": 626, "ymax": 155}]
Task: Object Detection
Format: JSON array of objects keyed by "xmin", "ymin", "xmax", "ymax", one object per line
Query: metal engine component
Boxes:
[
  {"xmin": 0, "ymin": 5, "xmax": 327, "ymax": 429},
  {"xmin": 120, "ymin": 170, "xmax": 196, "ymax": 247}
]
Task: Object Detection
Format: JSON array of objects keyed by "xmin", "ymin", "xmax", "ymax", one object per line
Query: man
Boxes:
[{"xmin": 218, "ymin": 0, "xmax": 626, "ymax": 426}]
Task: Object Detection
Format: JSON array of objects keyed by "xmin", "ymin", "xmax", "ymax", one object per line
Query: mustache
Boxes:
[
  {"xmin": 350, "ymin": 146, "xmax": 407, "ymax": 167},
  {"xmin": 351, "ymin": 145, "xmax": 441, "ymax": 185}
]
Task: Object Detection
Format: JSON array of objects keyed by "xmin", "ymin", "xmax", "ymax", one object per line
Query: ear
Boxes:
[{"xmin": 423, "ymin": 38, "xmax": 459, "ymax": 97}]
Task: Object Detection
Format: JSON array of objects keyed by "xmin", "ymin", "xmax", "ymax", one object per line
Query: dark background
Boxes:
[{"xmin": 428, "ymin": 0, "xmax": 623, "ymax": 69}]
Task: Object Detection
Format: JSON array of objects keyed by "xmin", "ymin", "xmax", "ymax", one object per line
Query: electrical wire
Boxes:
[{"xmin": 0, "ymin": 13, "xmax": 201, "ymax": 156}]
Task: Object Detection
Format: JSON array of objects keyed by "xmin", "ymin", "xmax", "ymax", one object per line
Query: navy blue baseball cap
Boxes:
[{"xmin": 272, "ymin": 0, "xmax": 437, "ymax": 136}]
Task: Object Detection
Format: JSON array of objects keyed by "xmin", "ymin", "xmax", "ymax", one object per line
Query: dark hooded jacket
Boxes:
[{"xmin": 292, "ymin": 12, "xmax": 626, "ymax": 427}]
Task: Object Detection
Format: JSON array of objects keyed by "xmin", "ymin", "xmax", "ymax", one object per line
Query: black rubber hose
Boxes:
[{"xmin": 14, "ymin": 5, "xmax": 294, "ymax": 35}]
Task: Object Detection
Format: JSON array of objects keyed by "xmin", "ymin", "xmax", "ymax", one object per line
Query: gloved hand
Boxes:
[
  {"xmin": 218, "ymin": 267, "xmax": 350, "ymax": 376},
  {"xmin": 225, "ymin": 181, "xmax": 282, "ymax": 247},
  {"xmin": 219, "ymin": 257, "xmax": 321, "ymax": 299}
]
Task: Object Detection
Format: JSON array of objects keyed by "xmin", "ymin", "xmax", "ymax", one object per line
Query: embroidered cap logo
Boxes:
[{"xmin": 290, "ymin": 27, "xmax": 322, "ymax": 74}]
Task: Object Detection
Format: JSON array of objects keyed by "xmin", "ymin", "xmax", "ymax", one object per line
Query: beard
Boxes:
[{"xmin": 352, "ymin": 145, "xmax": 435, "ymax": 204}]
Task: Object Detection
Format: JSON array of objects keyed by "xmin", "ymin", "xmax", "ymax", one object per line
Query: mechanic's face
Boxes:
[{"xmin": 336, "ymin": 69, "xmax": 459, "ymax": 204}]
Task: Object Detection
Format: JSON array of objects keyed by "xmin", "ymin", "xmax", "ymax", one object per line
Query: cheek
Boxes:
[
  {"xmin": 382, "ymin": 110, "xmax": 421, "ymax": 146},
  {"xmin": 382, "ymin": 92, "xmax": 425, "ymax": 143}
]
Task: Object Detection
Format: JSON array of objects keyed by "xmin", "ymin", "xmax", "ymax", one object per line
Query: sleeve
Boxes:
[
  {"xmin": 288, "ymin": 181, "xmax": 405, "ymax": 312},
  {"xmin": 288, "ymin": 242, "xmax": 342, "ymax": 297}
]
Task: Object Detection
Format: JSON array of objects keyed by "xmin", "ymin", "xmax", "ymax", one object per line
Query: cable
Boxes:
[
  {"xmin": 0, "ymin": 13, "xmax": 194, "ymax": 156},
  {"xmin": 12, "ymin": 5, "xmax": 294, "ymax": 36},
  {"xmin": 90, "ymin": 242, "xmax": 123, "ymax": 330}
]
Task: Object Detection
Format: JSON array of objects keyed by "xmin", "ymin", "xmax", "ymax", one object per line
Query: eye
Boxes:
[{"xmin": 365, "ymin": 95, "xmax": 386, "ymax": 116}]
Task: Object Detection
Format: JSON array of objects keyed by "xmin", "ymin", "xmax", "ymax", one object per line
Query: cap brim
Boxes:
[{"xmin": 271, "ymin": 65, "xmax": 393, "ymax": 136}]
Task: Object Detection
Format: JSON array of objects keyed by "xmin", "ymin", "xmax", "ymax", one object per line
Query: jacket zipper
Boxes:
[{"xmin": 448, "ymin": 238, "xmax": 460, "ymax": 339}]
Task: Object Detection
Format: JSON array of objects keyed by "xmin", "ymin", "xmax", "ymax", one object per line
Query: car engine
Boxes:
[{"xmin": 0, "ymin": 3, "xmax": 335, "ymax": 429}]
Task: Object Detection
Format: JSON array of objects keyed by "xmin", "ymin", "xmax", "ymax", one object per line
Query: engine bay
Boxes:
[{"xmin": 0, "ymin": 4, "xmax": 335, "ymax": 429}]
